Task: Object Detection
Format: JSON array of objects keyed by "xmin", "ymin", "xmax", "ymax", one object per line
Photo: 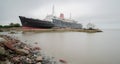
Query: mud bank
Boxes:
[
  {"xmin": 22, "ymin": 28, "xmax": 102, "ymax": 33},
  {"xmin": 0, "ymin": 27, "xmax": 102, "ymax": 33}
]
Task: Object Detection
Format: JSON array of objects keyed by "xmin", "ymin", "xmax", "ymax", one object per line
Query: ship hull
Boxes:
[
  {"xmin": 19, "ymin": 16, "xmax": 54, "ymax": 29},
  {"xmin": 19, "ymin": 16, "xmax": 82, "ymax": 29},
  {"xmin": 53, "ymin": 19, "xmax": 82, "ymax": 29}
]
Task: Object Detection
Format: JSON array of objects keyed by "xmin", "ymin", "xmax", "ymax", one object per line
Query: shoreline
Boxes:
[{"xmin": 0, "ymin": 27, "xmax": 102, "ymax": 33}]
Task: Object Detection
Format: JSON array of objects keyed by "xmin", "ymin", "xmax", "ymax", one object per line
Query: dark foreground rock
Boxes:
[{"xmin": 0, "ymin": 35, "xmax": 67, "ymax": 64}]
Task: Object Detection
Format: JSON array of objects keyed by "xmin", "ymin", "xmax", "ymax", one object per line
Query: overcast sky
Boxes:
[{"xmin": 1, "ymin": 0, "xmax": 120, "ymax": 29}]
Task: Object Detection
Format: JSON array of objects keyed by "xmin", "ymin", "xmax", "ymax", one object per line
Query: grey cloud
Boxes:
[{"xmin": 0, "ymin": 0, "xmax": 120, "ymax": 28}]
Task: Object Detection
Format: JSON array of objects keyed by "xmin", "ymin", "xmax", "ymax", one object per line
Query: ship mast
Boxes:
[
  {"xmin": 52, "ymin": 5, "xmax": 55, "ymax": 16},
  {"xmin": 69, "ymin": 13, "xmax": 71, "ymax": 19}
]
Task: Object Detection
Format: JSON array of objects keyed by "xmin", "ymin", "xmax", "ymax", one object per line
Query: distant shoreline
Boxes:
[{"xmin": 0, "ymin": 27, "xmax": 102, "ymax": 33}]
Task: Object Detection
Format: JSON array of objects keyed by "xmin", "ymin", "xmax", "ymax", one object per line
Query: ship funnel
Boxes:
[{"xmin": 60, "ymin": 13, "xmax": 64, "ymax": 19}]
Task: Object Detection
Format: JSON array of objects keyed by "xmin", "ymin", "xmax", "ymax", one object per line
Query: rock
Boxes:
[
  {"xmin": 26, "ymin": 58, "xmax": 32, "ymax": 63},
  {"xmin": 36, "ymin": 56, "xmax": 43, "ymax": 62},
  {"xmin": 0, "ymin": 46, "xmax": 6, "ymax": 55},
  {"xmin": 16, "ymin": 49, "xmax": 29, "ymax": 55},
  {"xmin": 0, "ymin": 60, "xmax": 9, "ymax": 64},
  {"xmin": 12, "ymin": 56, "xmax": 20, "ymax": 62},
  {"xmin": 59, "ymin": 58, "xmax": 67, "ymax": 64},
  {"xmin": 3, "ymin": 41, "xmax": 16, "ymax": 51},
  {"xmin": 36, "ymin": 62, "xmax": 42, "ymax": 64},
  {"xmin": 0, "ymin": 46, "xmax": 8, "ymax": 61},
  {"xmin": 24, "ymin": 46, "xmax": 30, "ymax": 50},
  {"xmin": 33, "ymin": 46, "xmax": 41, "ymax": 50},
  {"xmin": 35, "ymin": 42, "xmax": 38, "ymax": 44},
  {"xmin": 0, "ymin": 37, "xmax": 6, "ymax": 43},
  {"xmin": 6, "ymin": 60, "xmax": 11, "ymax": 64}
]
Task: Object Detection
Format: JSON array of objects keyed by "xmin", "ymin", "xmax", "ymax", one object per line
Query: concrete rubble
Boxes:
[{"xmin": 0, "ymin": 35, "xmax": 67, "ymax": 64}]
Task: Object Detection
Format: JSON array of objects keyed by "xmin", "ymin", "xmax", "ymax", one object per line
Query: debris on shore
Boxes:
[
  {"xmin": 0, "ymin": 35, "xmax": 67, "ymax": 64},
  {"xmin": 0, "ymin": 27, "xmax": 102, "ymax": 33}
]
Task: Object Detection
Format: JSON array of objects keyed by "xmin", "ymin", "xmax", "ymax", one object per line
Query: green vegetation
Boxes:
[{"xmin": 0, "ymin": 23, "xmax": 21, "ymax": 28}]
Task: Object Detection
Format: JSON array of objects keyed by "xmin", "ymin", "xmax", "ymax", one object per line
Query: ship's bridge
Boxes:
[{"xmin": 44, "ymin": 15, "xmax": 55, "ymax": 22}]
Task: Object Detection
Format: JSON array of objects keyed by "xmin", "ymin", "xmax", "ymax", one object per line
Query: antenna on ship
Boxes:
[
  {"xmin": 69, "ymin": 13, "xmax": 71, "ymax": 19},
  {"xmin": 52, "ymin": 5, "xmax": 55, "ymax": 16}
]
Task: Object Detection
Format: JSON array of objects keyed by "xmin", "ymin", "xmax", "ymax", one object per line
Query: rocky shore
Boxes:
[{"xmin": 0, "ymin": 35, "xmax": 67, "ymax": 64}]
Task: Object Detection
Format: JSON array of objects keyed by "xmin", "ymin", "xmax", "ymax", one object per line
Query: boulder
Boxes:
[
  {"xmin": 0, "ymin": 38, "xmax": 6, "ymax": 43},
  {"xmin": 36, "ymin": 56, "xmax": 42, "ymax": 62},
  {"xmin": 59, "ymin": 58, "xmax": 67, "ymax": 64},
  {"xmin": 33, "ymin": 46, "xmax": 41, "ymax": 50},
  {"xmin": 12, "ymin": 56, "xmax": 20, "ymax": 62},
  {"xmin": 16, "ymin": 49, "xmax": 29, "ymax": 55},
  {"xmin": 3, "ymin": 41, "xmax": 16, "ymax": 51},
  {"xmin": 36, "ymin": 62, "xmax": 42, "ymax": 64},
  {"xmin": 0, "ymin": 46, "xmax": 6, "ymax": 55}
]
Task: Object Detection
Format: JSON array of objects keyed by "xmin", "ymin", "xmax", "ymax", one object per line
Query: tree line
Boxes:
[{"xmin": 0, "ymin": 23, "xmax": 21, "ymax": 28}]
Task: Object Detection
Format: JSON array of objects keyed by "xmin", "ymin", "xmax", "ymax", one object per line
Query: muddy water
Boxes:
[{"xmin": 1, "ymin": 29, "xmax": 120, "ymax": 64}]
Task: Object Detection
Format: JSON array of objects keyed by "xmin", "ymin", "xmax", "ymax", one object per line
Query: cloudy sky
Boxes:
[{"xmin": 1, "ymin": 0, "xmax": 120, "ymax": 29}]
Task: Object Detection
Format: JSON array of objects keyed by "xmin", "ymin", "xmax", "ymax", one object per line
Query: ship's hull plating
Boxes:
[{"xmin": 19, "ymin": 16, "xmax": 54, "ymax": 28}]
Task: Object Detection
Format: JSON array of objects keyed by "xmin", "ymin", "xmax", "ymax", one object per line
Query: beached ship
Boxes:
[
  {"xmin": 19, "ymin": 6, "xmax": 82, "ymax": 29},
  {"xmin": 19, "ymin": 14, "xmax": 82, "ymax": 29}
]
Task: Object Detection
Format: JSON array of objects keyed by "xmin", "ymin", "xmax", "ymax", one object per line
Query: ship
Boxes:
[
  {"xmin": 19, "ymin": 6, "xmax": 82, "ymax": 29},
  {"xmin": 19, "ymin": 14, "xmax": 82, "ymax": 29}
]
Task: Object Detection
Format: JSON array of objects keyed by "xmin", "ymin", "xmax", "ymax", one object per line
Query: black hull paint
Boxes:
[
  {"xmin": 19, "ymin": 16, "xmax": 54, "ymax": 29},
  {"xmin": 19, "ymin": 16, "xmax": 82, "ymax": 29}
]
